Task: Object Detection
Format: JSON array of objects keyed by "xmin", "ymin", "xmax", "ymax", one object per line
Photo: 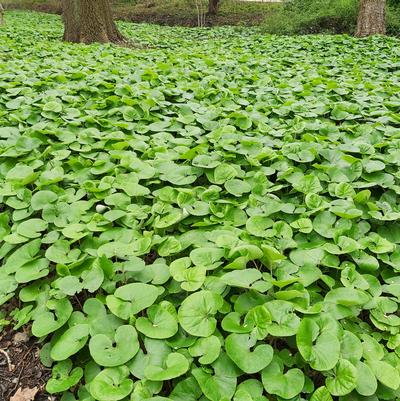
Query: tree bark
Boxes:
[
  {"xmin": 355, "ymin": 0, "xmax": 386, "ymax": 37},
  {"xmin": 0, "ymin": 3, "xmax": 4, "ymax": 26},
  {"xmin": 208, "ymin": 0, "xmax": 220, "ymax": 15},
  {"xmin": 61, "ymin": 0, "xmax": 125, "ymax": 44}
]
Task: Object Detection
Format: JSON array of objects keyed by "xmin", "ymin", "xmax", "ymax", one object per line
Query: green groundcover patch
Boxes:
[{"xmin": 1, "ymin": 10, "xmax": 400, "ymax": 401}]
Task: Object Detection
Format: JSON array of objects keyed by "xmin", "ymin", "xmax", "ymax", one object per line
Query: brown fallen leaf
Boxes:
[
  {"xmin": 10, "ymin": 387, "xmax": 39, "ymax": 401},
  {"xmin": 13, "ymin": 331, "xmax": 29, "ymax": 344}
]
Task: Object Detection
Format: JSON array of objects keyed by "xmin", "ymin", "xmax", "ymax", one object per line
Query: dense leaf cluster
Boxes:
[{"xmin": 1, "ymin": 11, "xmax": 400, "ymax": 401}]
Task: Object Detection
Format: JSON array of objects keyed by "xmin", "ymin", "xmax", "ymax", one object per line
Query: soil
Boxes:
[{"xmin": 0, "ymin": 325, "xmax": 54, "ymax": 401}]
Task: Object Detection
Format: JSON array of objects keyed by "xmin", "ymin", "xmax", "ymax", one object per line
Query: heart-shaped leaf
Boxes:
[
  {"xmin": 32, "ymin": 298, "xmax": 73, "ymax": 338},
  {"xmin": 367, "ymin": 360, "xmax": 400, "ymax": 390},
  {"xmin": 17, "ymin": 218, "xmax": 48, "ymax": 238},
  {"xmin": 325, "ymin": 359, "xmax": 357, "ymax": 396},
  {"xmin": 15, "ymin": 258, "xmax": 49, "ymax": 284},
  {"xmin": 296, "ymin": 313, "xmax": 342, "ymax": 371},
  {"xmin": 46, "ymin": 360, "xmax": 83, "ymax": 394},
  {"xmin": 192, "ymin": 368, "xmax": 237, "ymax": 401},
  {"xmin": 310, "ymin": 386, "xmax": 333, "ymax": 401},
  {"xmin": 189, "ymin": 335, "xmax": 221, "ymax": 364},
  {"xmin": 222, "ymin": 312, "xmax": 254, "ymax": 334},
  {"xmin": 355, "ymin": 361, "xmax": 377, "ymax": 396},
  {"xmin": 136, "ymin": 301, "xmax": 178, "ymax": 339},
  {"xmin": 3, "ymin": 239, "xmax": 41, "ymax": 274},
  {"xmin": 178, "ymin": 290, "xmax": 223, "ymax": 337},
  {"xmin": 51, "ymin": 324, "xmax": 90, "ymax": 361},
  {"xmin": 264, "ymin": 300, "xmax": 300, "ymax": 336},
  {"xmin": 221, "ymin": 269, "xmax": 262, "ymax": 289},
  {"xmin": 261, "ymin": 357, "xmax": 304, "ymax": 399},
  {"xmin": 226, "ymin": 333, "xmax": 273, "ymax": 374},
  {"xmin": 90, "ymin": 366, "xmax": 133, "ymax": 401},
  {"xmin": 144, "ymin": 352, "xmax": 190, "ymax": 381},
  {"xmin": 89, "ymin": 325, "xmax": 139, "ymax": 367},
  {"xmin": 106, "ymin": 283, "xmax": 162, "ymax": 320},
  {"xmin": 234, "ymin": 379, "xmax": 267, "ymax": 401},
  {"xmin": 128, "ymin": 338, "xmax": 171, "ymax": 379}
]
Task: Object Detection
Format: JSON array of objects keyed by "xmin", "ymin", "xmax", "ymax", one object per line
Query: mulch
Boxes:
[{"xmin": 0, "ymin": 325, "xmax": 54, "ymax": 401}]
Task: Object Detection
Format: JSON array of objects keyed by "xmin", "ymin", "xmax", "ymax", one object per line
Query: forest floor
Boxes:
[
  {"xmin": 0, "ymin": 326, "xmax": 53, "ymax": 401},
  {"xmin": 0, "ymin": 301, "xmax": 53, "ymax": 401},
  {"xmin": 3, "ymin": 0, "xmax": 279, "ymax": 26}
]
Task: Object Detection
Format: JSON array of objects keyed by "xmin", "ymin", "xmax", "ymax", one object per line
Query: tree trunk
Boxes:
[
  {"xmin": 0, "ymin": 3, "xmax": 4, "ymax": 26},
  {"xmin": 61, "ymin": 0, "xmax": 125, "ymax": 44},
  {"xmin": 355, "ymin": 0, "xmax": 386, "ymax": 37},
  {"xmin": 208, "ymin": 0, "xmax": 220, "ymax": 15},
  {"xmin": 62, "ymin": 0, "xmax": 80, "ymax": 42}
]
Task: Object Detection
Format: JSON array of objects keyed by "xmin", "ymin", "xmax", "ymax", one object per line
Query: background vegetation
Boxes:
[
  {"xmin": 3, "ymin": 0, "xmax": 400, "ymax": 34},
  {"xmin": 262, "ymin": 0, "xmax": 400, "ymax": 35}
]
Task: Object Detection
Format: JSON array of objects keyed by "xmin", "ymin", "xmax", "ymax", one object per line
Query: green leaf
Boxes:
[
  {"xmin": 43, "ymin": 101, "xmax": 62, "ymax": 112},
  {"xmin": 136, "ymin": 301, "xmax": 178, "ymax": 339},
  {"xmin": 170, "ymin": 258, "xmax": 206, "ymax": 292},
  {"xmin": 6, "ymin": 164, "xmax": 36, "ymax": 185},
  {"xmin": 264, "ymin": 300, "xmax": 300, "ymax": 336},
  {"xmin": 192, "ymin": 367, "xmax": 237, "ymax": 401},
  {"xmin": 234, "ymin": 379, "xmax": 267, "ymax": 401},
  {"xmin": 189, "ymin": 335, "xmax": 221, "ymax": 364},
  {"xmin": 368, "ymin": 360, "xmax": 400, "ymax": 390},
  {"xmin": 17, "ymin": 218, "xmax": 48, "ymax": 239},
  {"xmin": 89, "ymin": 325, "xmax": 139, "ymax": 367},
  {"xmin": 178, "ymin": 290, "xmax": 223, "ymax": 337},
  {"xmin": 51, "ymin": 324, "xmax": 90, "ymax": 361},
  {"xmin": 261, "ymin": 357, "xmax": 305, "ymax": 399},
  {"xmin": 145, "ymin": 352, "xmax": 190, "ymax": 381},
  {"xmin": 90, "ymin": 366, "xmax": 133, "ymax": 401},
  {"xmin": 355, "ymin": 361, "xmax": 377, "ymax": 396},
  {"xmin": 32, "ymin": 298, "xmax": 73, "ymax": 338},
  {"xmin": 361, "ymin": 334, "xmax": 384, "ymax": 361},
  {"xmin": 225, "ymin": 333, "xmax": 273, "ymax": 374},
  {"xmin": 3, "ymin": 239, "xmax": 41, "ymax": 274},
  {"xmin": 128, "ymin": 338, "xmax": 171, "ymax": 379},
  {"xmin": 325, "ymin": 359, "xmax": 357, "ymax": 396},
  {"xmin": 246, "ymin": 216, "xmax": 274, "ymax": 237},
  {"xmin": 31, "ymin": 190, "xmax": 58, "ymax": 210},
  {"xmin": 46, "ymin": 360, "xmax": 83, "ymax": 394},
  {"xmin": 15, "ymin": 258, "xmax": 49, "ymax": 284},
  {"xmin": 221, "ymin": 269, "xmax": 262, "ymax": 289},
  {"xmin": 190, "ymin": 247, "xmax": 225, "ymax": 270},
  {"xmin": 296, "ymin": 313, "xmax": 341, "ymax": 371},
  {"xmin": 213, "ymin": 163, "xmax": 238, "ymax": 184},
  {"xmin": 106, "ymin": 283, "xmax": 162, "ymax": 320},
  {"xmin": 310, "ymin": 386, "xmax": 333, "ymax": 401},
  {"xmin": 225, "ymin": 179, "xmax": 252, "ymax": 196},
  {"xmin": 292, "ymin": 174, "xmax": 322, "ymax": 194}
]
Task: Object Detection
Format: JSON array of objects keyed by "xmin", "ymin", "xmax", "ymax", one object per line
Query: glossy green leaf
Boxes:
[
  {"xmin": 90, "ymin": 366, "xmax": 133, "ymax": 401},
  {"xmin": 178, "ymin": 290, "xmax": 223, "ymax": 337},
  {"xmin": 261, "ymin": 357, "xmax": 305, "ymax": 399},
  {"xmin": 89, "ymin": 325, "xmax": 139, "ymax": 367},
  {"xmin": 225, "ymin": 333, "xmax": 273, "ymax": 374},
  {"xmin": 51, "ymin": 324, "xmax": 90, "ymax": 361},
  {"xmin": 325, "ymin": 359, "xmax": 357, "ymax": 396},
  {"xmin": 296, "ymin": 313, "xmax": 341, "ymax": 371}
]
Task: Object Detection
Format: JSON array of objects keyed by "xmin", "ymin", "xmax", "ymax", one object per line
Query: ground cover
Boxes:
[{"xmin": 1, "ymin": 11, "xmax": 400, "ymax": 401}]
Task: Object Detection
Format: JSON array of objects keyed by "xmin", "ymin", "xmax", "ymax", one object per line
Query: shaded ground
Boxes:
[
  {"xmin": 0, "ymin": 326, "xmax": 53, "ymax": 401},
  {"xmin": 3, "ymin": 0, "xmax": 278, "ymax": 26}
]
